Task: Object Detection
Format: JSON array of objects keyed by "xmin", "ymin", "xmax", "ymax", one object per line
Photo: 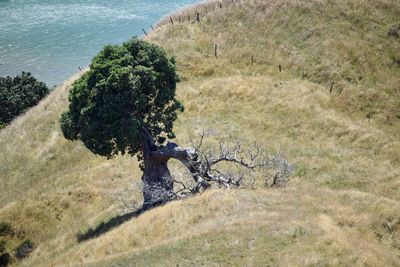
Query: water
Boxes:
[{"xmin": 0, "ymin": 0, "xmax": 199, "ymax": 86}]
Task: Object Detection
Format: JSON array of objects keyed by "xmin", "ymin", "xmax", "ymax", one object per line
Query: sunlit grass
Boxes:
[{"xmin": 0, "ymin": 0, "xmax": 399, "ymax": 266}]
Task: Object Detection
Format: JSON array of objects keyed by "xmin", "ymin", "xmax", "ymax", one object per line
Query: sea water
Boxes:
[{"xmin": 0, "ymin": 0, "xmax": 198, "ymax": 86}]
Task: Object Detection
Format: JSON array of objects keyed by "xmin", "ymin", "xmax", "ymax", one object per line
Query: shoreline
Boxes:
[
  {"xmin": 51, "ymin": 0, "xmax": 208, "ymax": 91},
  {"xmin": 0, "ymin": 0, "xmax": 205, "ymax": 88}
]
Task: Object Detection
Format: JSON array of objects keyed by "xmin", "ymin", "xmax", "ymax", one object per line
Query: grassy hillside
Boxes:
[{"xmin": 0, "ymin": 0, "xmax": 399, "ymax": 266}]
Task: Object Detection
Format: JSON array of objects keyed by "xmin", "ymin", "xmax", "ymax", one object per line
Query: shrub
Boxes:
[{"xmin": 0, "ymin": 72, "xmax": 49, "ymax": 126}]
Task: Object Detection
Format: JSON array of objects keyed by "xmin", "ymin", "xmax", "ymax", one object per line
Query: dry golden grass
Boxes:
[
  {"xmin": 26, "ymin": 187, "xmax": 400, "ymax": 266},
  {"xmin": 1, "ymin": 0, "xmax": 399, "ymax": 266},
  {"xmin": 156, "ymin": 0, "xmax": 400, "ymax": 135}
]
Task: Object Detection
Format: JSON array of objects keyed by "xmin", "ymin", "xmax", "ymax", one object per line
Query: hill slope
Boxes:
[{"xmin": 0, "ymin": 0, "xmax": 399, "ymax": 266}]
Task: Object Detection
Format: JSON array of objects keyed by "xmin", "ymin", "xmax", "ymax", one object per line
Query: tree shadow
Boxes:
[{"xmin": 77, "ymin": 208, "xmax": 145, "ymax": 242}]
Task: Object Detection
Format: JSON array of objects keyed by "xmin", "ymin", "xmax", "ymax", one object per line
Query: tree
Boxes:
[
  {"xmin": 0, "ymin": 72, "xmax": 49, "ymax": 126},
  {"xmin": 61, "ymin": 38, "xmax": 292, "ymax": 210}
]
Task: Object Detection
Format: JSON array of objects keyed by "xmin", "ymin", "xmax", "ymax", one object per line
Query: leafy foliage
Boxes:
[
  {"xmin": 60, "ymin": 38, "xmax": 183, "ymax": 158},
  {"xmin": 0, "ymin": 72, "xmax": 49, "ymax": 126}
]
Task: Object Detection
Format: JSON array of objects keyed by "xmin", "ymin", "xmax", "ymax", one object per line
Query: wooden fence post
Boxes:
[
  {"xmin": 170, "ymin": 17, "xmax": 174, "ymax": 25},
  {"xmin": 214, "ymin": 44, "xmax": 218, "ymax": 58},
  {"xmin": 142, "ymin": 28, "xmax": 148, "ymax": 36}
]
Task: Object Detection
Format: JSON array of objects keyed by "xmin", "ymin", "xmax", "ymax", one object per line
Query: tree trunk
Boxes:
[
  {"xmin": 140, "ymin": 128, "xmax": 172, "ymax": 209},
  {"xmin": 140, "ymin": 128, "xmax": 209, "ymax": 210},
  {"xmin": 141, "ymin": 154, "xmax": 174, "ymax": 209}
]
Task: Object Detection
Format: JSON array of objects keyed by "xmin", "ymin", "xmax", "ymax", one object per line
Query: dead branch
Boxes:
[{"xmin": 150, "ymin": 138, "xmax": 294, "ymax": 206}]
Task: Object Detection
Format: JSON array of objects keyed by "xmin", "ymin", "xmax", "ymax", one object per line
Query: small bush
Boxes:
[
  {"xmin": 14, "ymin": 240, "xmax": 34, "ymax": 259},
  {"xmin": 0, "ymin": 72, "xmax": 49, "ymax": 125}
]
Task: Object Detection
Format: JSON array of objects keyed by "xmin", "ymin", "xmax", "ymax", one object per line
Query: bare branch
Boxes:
[
  {"xmin": 190, "ymin": 131, "xmax": 205, "ymax": 153},
  {"xmin": 140, "ymin": 135, "xmax": 294, "ymax": 208}
]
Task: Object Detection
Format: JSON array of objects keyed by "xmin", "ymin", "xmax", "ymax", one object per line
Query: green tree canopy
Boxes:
[
  {"xmin": 0, "ymin": 72, "xmax": 49, "ymax": 126},
  {"xmin": 60, "ymin": 38, "xmax": 183, "ymax": 158}
]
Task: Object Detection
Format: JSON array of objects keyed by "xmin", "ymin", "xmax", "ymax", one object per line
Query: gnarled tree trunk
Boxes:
[
  {"xmin": 140, "ymin": 128, "xmax": 207, "ymax": 209},
  {"xmin": 141, "ymin": 153, "xmax": 173, "ymax": 209}
]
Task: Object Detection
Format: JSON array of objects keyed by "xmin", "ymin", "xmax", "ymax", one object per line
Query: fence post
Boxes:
[
  {"xmin": 170, "ymin": 17, "xmax": 174, "ymax": 25},
  {"xmin": 215, "ymin": 44, "xmax": 218, "ymax": 58},
  {"xmin": 142, "ymin": 28, "xmax": 148, "ymax": 36},
  {"xmin": 278, "ymin": 65, "xmax": 282, "ymax": 72}
]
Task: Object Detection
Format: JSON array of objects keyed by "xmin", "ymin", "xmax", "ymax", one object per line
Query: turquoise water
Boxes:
[{"xmin": 0, "ymin": 0, "xmax": 198, "ymax": 86}]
